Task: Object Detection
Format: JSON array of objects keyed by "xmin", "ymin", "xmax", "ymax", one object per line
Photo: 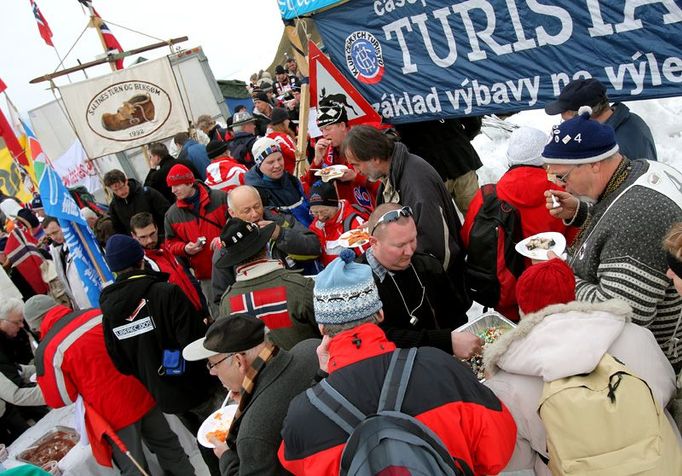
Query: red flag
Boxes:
[
  {"xmin": 0, "ymin": 106, "xmax": 24, "ymax": 162},
  {"xmin": 30, "ymin": 0, "xmax": 53, "ymax": 47},
  {"xmin": 92, "ymin": 8, "xmax": 124, "ymax": 70},
  {"xmin": 229, "ymin": 286, "xmax": 293, "ymax": 330},
  {"xmin": 0, "ymin": 78, "xmax": 6, "ymax": 94}
]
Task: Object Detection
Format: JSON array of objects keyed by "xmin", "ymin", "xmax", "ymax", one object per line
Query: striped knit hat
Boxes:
[
  {"xmin": 251, "ymin": 137, "xmax": 281, "ymax": 168},
  {"xmin": 314, "ymin": 249, "xmax": 382, "ymax": 324}
]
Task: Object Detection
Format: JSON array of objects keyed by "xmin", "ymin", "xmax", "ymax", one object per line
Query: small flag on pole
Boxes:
[
  {"xmin": 77, "ymin": 1, "xmax": 124, "ymax": 70},
  {"xmin": 30, "ymin": 0, "xmax": 54, "ymax": 47},
  {"xmin": 0, "ymin": 77, "xmax": 6, "ymax": 94}
]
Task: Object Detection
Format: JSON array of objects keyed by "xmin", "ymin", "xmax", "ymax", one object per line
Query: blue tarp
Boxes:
[
  {"xmin": 313, "ymin": 1, "xmax": 682, "ymax": 123},
  {"xmin": 279, "ymin": 0, "xmax": 346, "ymax": 20}
]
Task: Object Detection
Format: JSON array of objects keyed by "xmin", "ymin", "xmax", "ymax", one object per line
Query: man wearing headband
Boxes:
[
  {"xmin": 361, "ymin": 203, "xmax": 479, "ymax": 358},
  {"xmin": 545, "ymin": 109, "xmax": 682, "ymax": 372},
  {"xmin": 301, "ymin": 101, "xmax": 379, "ymax": 212}
]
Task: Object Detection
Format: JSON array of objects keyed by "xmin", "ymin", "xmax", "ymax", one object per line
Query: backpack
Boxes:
[
  {"xmin": 306, "ymin": 348, "xmax": 473, "ymax": 476},
  {"xmin": 538, "ymin": 353, "xmax": 670, "ymax": 475},
  {"xmin": 464, "ymin": 184, "xmax": 525, "ymax": 309}
]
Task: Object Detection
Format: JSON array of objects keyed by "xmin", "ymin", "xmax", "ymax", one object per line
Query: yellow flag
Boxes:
[{"xmin": 0, "ymin": 147, "xmax": 33, "ymax": 203}]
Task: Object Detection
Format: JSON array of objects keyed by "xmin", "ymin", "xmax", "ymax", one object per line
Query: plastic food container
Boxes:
[{"xmin": 16, "ymin": 426, "xmax": 79, "ymax": 467}]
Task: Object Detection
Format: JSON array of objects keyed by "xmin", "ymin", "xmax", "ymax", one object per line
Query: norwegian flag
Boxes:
[
  {"xmin": 30, "ymin": 0, "xmax": 53, "ymax": 47},
  {"xmin": 229, "ymin": 286, "xmax": 292, "ymax": 330},
  {"xmin": 77, "ymin": 1, "xmax": 124, "ymax": 70}
]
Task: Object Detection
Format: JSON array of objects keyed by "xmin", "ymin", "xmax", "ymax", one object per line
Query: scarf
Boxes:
[
  {"xmin": 226, "ymin": 342, "xmax": 279, "ymax": 450},
  {"xmin": 569, "ymin": 157, "xmax": 631, "ymax": 255}
]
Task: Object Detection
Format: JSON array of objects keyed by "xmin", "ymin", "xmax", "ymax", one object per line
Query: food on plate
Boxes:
[
  {"xmin": 319, "ymin": 168, "xmax": 336, "ymax": 177},
  {"xmin": 468, "ymin": 326, "xmax": 508, "ymax": 380},
  {"xmin": 347, "ymin": 229, "xmax": 370, "ymax": 246},
  {"xmin": 206, "ymin": 428, "xmax": 229, "ymax": 444},
  {"xmin": 525, "ymin": 237, "xmax": 556, "ymax": 251},
  {"xmin": 19, "ymin": 430, "xmax": 79, "ymax": 467}
]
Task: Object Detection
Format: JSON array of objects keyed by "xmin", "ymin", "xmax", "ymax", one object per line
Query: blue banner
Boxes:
[
  {"xmin": 313, "ymin": 1, "xmax": 682, "ymax": 123},
  {"xmin": 39, "ymin": 166, "xmax": 113, "ymax": 307},
  {"xmin": 278, "ymin": 0, "xmax": 345, "ymax": 20}
]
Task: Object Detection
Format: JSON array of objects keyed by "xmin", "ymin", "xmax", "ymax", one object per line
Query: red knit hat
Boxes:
[
  {"xmin": 166, "ymin": 164, "xmax": 194, "ymax": 187},
  {"xmin": 516, "ymin": 259, "xmax": 576, "ymax": 314}
]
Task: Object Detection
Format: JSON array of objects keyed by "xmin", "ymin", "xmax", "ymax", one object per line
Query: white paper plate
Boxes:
[
  {"xmin": 338, "ymin": 228, "xmax": 371, "ymax": 249},
  {"xmin": 314, "ymin": 164, "xmax": 348, "ymax": 182},
  {"xmin": 515, "ymin": 232, "xmax": 566, "ymax": 261},
  {"xmin": 197, "ymin": 404, "xmax": 238, "ymax": 448}
]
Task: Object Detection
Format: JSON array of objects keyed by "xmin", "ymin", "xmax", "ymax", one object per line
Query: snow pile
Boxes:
[{"xmin": 473, "ymin": 97, "xmax": 682, "ymax": 185}]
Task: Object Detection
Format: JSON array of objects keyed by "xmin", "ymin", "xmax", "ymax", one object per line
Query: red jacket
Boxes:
[
  {"xmin": 143, "ymin": 245, "xmax": 204, "ymax": 311},
  {"xmin": 300, "ymin": 145, "xmax": 379, "ymax": 212},
  {"xmin": 164, "ymin": 182, "xmax": 228, "ymax": 280},
  {"xmin": 35, "ymin": 306, "xmax": 155, "ymax": 466},
  {"xmin": 279, "ymin": 324, "xmax": 516, "ymax": 475},
  {"xmin": 309, "ymin": 200, "xmax": 368, "ymax": 266},
  {"xmin": 267, "ymin": 130, "xmax": 297, "ymax": 174},
  {"xmin": 461, "ymin": 166, "xmax": 577, "ymax": 319}
]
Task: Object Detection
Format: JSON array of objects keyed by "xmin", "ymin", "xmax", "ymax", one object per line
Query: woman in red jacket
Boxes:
[
  {"xmin": 462, "ymin": 127, "xmax": 577, "ymax": 320},
  {"xmin": 266, "ymin": 107, "xmax": 298, "ymax": 175}
]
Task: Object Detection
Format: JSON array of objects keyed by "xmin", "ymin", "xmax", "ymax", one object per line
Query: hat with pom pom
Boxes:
[
  {"xmin": 313, "ymin": 249, "xmax": 383, "ymax": 324},
  {"xmin": 542, "ymin": 106, "xmax": 619, "ymax": 164}
]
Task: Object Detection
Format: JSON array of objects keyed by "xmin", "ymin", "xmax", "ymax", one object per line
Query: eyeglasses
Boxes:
[
  {"xmin": 370, "ymin": 206, "xmax": 413, "ymax": 235},
  {"xmin": 206, "ymin": 353, "xmax": 235, "ymax": 370},
  {"xmin": 549, "ymin": 167, "xmax": 576, "ymax": 185}
]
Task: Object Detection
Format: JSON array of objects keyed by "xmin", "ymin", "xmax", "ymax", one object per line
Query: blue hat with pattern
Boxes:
[
  {"xmin": 542, "ymin": 106, "xmax": 618, "ymax": 164},
  {"xmin": 314, "ymin": 249, "xmax": 382, "ymax": 325}
]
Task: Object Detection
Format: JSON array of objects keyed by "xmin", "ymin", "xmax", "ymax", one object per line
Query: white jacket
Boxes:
[
  {"xmin": 483, "ymin": 300, "xmax": 678, "ymax": 475},
  {"xmin": 49, "ymin": 243, "xmax": 89, "ymax": 310},
  {"xmin": 0, "ymin": 365, "xmax": 45, "ymax": 418}
]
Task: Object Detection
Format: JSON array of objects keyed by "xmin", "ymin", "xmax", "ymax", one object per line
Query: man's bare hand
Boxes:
[
  {"xmin": 313, "ymin": 139, "xmax": 331, "ymax": 166},
  {"xmin": 184, "ymin": 240, "xmax": 203, "ymax": 256},
  {"xmin": 545, "ymin": 190, "xmax": 579, "ymax": 220},
  {"xmin": 451, "ymin": 331, "xmax": 484, "ymax": 360}
]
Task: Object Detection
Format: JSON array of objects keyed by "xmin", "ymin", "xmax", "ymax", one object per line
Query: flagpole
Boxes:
[
  {"xmin": 85, "ymin": 5, "xmax": 117, "ymax": 73},
  {"xmin": 72, "ymin": 222, "xmax": 108, "ymax": 283},
  {"xmin": 50, "ymin": 47, "xmax": 73, "ymax": 84}
]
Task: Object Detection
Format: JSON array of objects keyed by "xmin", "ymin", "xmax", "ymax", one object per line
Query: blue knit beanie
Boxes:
[
  {"xmin": 105, "ymin": 234, "xmax": 145, "ymax": 272},
  {"xmin": 314, "ymin": 249, "xmax": 383, "ymax": 325},
  {"xmin": 542, "ymin": 106, "xmax": 619, "ymax": 164}
]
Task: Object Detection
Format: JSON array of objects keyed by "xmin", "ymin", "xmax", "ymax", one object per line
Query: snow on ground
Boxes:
[{"xmin": 472, "ymin": 97, "xmax": 682, "ymax": 185}]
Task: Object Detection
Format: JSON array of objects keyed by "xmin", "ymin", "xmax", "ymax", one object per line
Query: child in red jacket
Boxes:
[{"xmin": 308, "ymin": 180, "xmax": 368, "ymax": 267}]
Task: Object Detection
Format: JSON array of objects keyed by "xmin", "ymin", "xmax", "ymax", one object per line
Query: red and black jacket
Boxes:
[
  {"xmin": 278, "ymin": 323, "xmax": 517, "ymax": 475},
  {"xmin": 164, "ymin": 181, "xmax": 228, "ymax": 280}
]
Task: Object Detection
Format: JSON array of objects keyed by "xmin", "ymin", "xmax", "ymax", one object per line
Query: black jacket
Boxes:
[
  {"xmin": 99, "ymin": 269, "xmax": 215, "ymax": 414},
  {"xmin": 359, "ymin": 252, "xmax": 468, "ymax": 352},
  {"xmin": 145, "ymin": 155, "xmax": 201, "ymax": 203},
  {"xmin": 109, "ymin": 179, "xmax": 170, "ymax": 237},
  {"xmin": 395, "ymin": 117, "xmax": 483, "ymax": 180}
]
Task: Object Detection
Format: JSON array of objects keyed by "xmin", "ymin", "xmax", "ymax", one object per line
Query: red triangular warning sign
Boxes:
[{"xmin": 309, "ymin": 41, "xmax": 382, "ymax": 127}]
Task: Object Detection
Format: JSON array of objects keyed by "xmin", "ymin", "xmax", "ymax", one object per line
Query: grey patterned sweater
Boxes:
[{"xmin": 569, "ymin": 160, "xmax": 682, "ymax": 370}]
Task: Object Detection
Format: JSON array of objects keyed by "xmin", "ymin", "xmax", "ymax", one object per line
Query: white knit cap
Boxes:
[{"xmin": 506, "ymin": 127, "xmax": 549, "ymax": 167}]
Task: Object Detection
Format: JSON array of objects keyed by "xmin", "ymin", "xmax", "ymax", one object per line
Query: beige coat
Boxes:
[{"xmin": 483, "ymin": 300, "xmax": 680, "ymax": 475}]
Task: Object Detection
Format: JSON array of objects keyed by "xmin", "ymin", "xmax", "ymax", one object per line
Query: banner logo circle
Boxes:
[{"xmin": 345, "ymin": 31, "xmax": 384, "ymax": 85}]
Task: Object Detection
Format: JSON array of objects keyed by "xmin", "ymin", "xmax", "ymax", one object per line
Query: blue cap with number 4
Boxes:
[{"xmin": 542, "ymin": 106, "xmax": 618, "ymax": 165}]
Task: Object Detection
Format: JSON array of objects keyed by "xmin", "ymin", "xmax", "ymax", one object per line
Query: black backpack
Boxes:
[
  {"xmin": 306, "ymin": 348, "xmax": 473, "ymax": 476},
  {"xmin": 464, "ymin": 184, "xmax": 525, "ymax": 308}
]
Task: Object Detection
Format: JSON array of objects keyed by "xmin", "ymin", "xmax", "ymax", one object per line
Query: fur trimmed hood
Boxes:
[{"xmin": 483, "ymin": 299, "xmax": 632, "ymax": 381}]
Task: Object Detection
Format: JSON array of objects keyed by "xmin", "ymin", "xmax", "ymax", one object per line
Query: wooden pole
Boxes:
[
  {"xmin": 72, "ymin": 222, "xmax": 108, "ymax": 284},
  {"xmin": 85, "ymin": 5, "xmax": 117, "ymax": 73},
  {"xmin": 284, "ymin": 21, "xmax": 311, "ymax": 178},
  {"xmin": 29, "ymin": 37, "xmax": 189, "ymax": 84}
]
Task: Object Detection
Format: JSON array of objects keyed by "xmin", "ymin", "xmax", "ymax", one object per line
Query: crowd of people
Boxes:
[{"xmin": 0, "ymin": 65, "xmax": 680, "ymax": 476}]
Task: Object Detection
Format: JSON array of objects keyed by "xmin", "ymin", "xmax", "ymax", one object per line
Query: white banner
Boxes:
[
  {"xmin": 59, "ymin": 57, "xmax": 189, "ymax": 158},
  {"xmin": 53, "ymin": 140, "xmax": 101, "ymax": 193}
]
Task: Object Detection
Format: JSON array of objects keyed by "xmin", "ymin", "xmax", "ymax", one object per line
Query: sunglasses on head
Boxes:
[{"xmin": 370, "ymin": 206, "xmax": 413, "ymax": 235}]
